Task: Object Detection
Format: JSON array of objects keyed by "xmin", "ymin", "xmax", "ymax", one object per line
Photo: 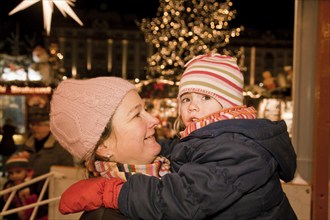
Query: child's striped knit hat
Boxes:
[
  {"xmin": 5, "ymin": 152, "xmax": 30, "ymax": 170},
  {"xmin": 178, "ymin": 53, "xmax": 244, "ymax": 109}
]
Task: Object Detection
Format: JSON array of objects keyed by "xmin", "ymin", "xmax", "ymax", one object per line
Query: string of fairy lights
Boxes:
[{"xmin": 138, "ymin": 0, "xmax": 243, "ymax": 79}]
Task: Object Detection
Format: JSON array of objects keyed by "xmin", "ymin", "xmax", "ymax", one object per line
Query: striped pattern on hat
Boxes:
[
  {"xmin": 5, "ymin": 152, "xmax": 30, "ymax": 170},
  {"xmin": 178, "ymin": 53, "xmax": 244, "ymax": 109}
]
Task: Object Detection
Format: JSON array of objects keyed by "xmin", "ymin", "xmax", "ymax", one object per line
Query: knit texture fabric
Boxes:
[
  {"xmin": 94, "ymin": 156, "xmax": 171, "ymax": 181},
  {"xmin": 5, "ymin": 151, "xmax": 30, "ymax": 170},
  {"xmin": 180, "ymin": 106, "xmax": 257, "ymax": 139},
  {"xmin": 178, "ymin": 53, "xmax": 244, "ymax": 109},
  {"xmin": 50, "ymin": 77, "xmax": 136, "ymax": 161}
]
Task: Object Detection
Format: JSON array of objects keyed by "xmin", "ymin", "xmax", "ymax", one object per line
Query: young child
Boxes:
[
  {"xmin": 58, "ymin": 53, "xmax": 297, "ymax": 219},
  {"xmin": 0, "ymin": 152, "xmax": 39, "ymax": 220}
]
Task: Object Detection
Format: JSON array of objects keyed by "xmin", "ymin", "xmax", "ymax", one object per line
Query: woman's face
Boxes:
[
  {"xmin": 99, "ymin": 90, "xmax": 161, "ymax": 164},
  {"xmin": 180, "ymin": 92, "xmax": 223, "ymax": 127}
]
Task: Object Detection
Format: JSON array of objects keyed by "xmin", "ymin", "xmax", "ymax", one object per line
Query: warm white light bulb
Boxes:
[{"xmin": 8, "ymin": 0, "xmax": 83, "ymax": 35}]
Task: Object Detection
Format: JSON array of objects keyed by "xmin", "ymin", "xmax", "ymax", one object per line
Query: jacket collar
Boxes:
[
  {"xmin": 25, "ymin": 133, "xmax": 57, "ymax": 149},
  {"xmin": 180, "ymin": 105, "xmax": 257, "ymax": 139}
]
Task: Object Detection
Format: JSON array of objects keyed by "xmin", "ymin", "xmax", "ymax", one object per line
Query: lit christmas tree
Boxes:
[{"xmin": 139, "ymin": 0, "xmax": 243, "ymax": 80}]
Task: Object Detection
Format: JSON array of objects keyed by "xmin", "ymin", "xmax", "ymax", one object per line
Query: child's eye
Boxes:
[
  {"xmin": 202, "ymin": 95, "xmax": 212, "ymax": 101},
  {"xmin": 181, "ymin": 97, "xmax": 190, "ymax": 103}
]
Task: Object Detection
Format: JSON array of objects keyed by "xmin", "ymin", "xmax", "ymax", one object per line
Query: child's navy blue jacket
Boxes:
[{"xmin": 119, "ymin": 119, "xmax": 297, "ymax": 220}]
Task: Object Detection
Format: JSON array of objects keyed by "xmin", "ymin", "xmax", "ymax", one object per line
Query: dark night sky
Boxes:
[
  {"xmin": 231, "ymin": 0, "xmax": 295, "ymax": 31},
  {"xmin": 77, "ymin": 0, "xmax": 295, "ymax": 30},
  {"xmin": 74, "ymin": 0, "xmax": 295, "ymax": 30},
  {"xmin": 0, "ymin": 0, "xmax": 295, "ymax": 37}
]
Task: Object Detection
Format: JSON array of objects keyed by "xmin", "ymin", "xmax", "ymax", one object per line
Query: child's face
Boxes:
[
  {"xmin": 8, "ymin": 167, "xmax": 28, "ymax": 184},
  {"xmin": 180, "ymin": 92, "xmax": 223, "ymax": 127}
]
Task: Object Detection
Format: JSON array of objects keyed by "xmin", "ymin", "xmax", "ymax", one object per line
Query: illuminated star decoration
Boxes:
[{"xmin": 9, "ymin": 0, "xmax": 83, "ymax": 35}]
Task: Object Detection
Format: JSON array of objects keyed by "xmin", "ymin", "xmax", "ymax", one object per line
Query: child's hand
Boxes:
[{"xmin": 18, "ymin": 188, "xmax": 31, "ymax": 203}]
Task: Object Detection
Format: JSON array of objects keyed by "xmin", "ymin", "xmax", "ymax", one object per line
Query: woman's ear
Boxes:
[
  {"xmin": 96, "ymin": 143, "xmax": 108, "ymax": 157},
  {"xmin": 96, "ymin": 139, "xmax": 114, "ymax": 160}
]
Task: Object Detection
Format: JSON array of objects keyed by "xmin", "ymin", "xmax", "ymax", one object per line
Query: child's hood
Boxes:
[
  {"xmin": 237, "ymin": 119, "xmax": 297, "ymax": 182},
  {"xmin": 184, "ymin": 118, "xmax": 297, "ymax": 182}
]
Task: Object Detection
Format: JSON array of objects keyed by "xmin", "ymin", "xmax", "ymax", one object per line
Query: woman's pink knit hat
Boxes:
[
  {"xmin": 50, "ymin": 77, "xmax": 136, "ymax": 160},
  {"xmin": 178, "ymin": 53, "xmax": 244, "ymax": 109}
]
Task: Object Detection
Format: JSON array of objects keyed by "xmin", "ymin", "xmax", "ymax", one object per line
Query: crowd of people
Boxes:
[
  {"xmin": 0, "ymin": 52, "xmax": 297, "ymax": 220},
  {"xmin": 0, "ymin": 108, "xmax": 74, "ymax": 219}
]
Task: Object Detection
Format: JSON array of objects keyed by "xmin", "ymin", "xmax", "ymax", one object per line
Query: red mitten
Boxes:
[
  {"xmin": 103, "ymin": 178, "xmax": 124, "ymax": 209},
  {"xmin": 59, "ymin": 177, "xmax": 124, "ymax": 214}
]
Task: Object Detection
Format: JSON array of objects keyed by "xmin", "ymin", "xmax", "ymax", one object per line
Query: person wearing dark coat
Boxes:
[
  {"xmin": 19, "ymin": 110, "xmax": 75, "ymax": 218},
  {"xmin": 0, "ymin": 118, "xmax": 17, "ymax": 156},
  {"xmin": 56, "ymin": 54, "xmax": 297, "ymax": 220},
  {"xmin": 0, "ymin": 118, "xmax": 17, "ymax": 175}
]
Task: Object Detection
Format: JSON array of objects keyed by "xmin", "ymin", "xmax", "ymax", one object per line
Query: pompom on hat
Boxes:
[
  {"xmin": 50, "ymin": 77, "xmax": 136, "ymax": 161},
  {"xmin": 178, "ymin": 53, "xmax": 244, "ymax": 109}
]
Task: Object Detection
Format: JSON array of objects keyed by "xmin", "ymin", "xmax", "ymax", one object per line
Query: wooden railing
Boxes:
[{"xmin": 0, "ymin": 171, "xmax": 65, "ymax": 220}]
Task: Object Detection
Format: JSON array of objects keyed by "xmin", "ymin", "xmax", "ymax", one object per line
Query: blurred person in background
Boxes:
[
  {"xmin": 0, "ymin": 118, "xmax": 17, "ymax": 176},
  {"xmin": 21, "ymin": 109, "xmax": 74, "ymax": 177},
  {"xmin": 19, "ymin": 108, "xmax": 74, "ymax": 219},
  {"xmin": 0, "ymin": 152, "xmax": 47, "ymax": 220}
]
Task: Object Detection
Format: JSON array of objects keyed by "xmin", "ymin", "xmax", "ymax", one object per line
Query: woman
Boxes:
[{"xmin": 50, "ymin": 77, "xmax": 170, "ymax": 219}]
